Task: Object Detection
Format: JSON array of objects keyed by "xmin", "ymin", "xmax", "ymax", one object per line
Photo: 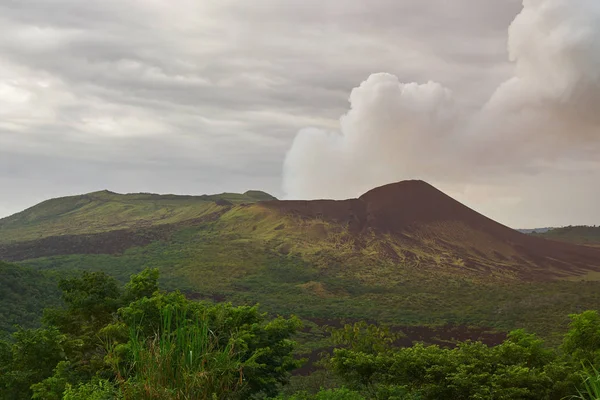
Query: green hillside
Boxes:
[{"xmin": 0, "ymin": 189, "xmax": 275, "ymax": 244}]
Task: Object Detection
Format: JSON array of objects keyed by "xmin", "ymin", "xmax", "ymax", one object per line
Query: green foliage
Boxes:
[
  {"xmin": 112, "ymin": 293, "xmax": 303, "ymax": 398},
  {"xmin": 117, "ymin": 307, "xmax": 245, "ymax": 399},
  {"xmin": 2, "ymin": 261, "xmax": 600, "ymax": 399},
  {"xmin": 328, "ymin": 322, "xmax": 402, "ymax": 354},
  {"xmin": 123, "ymin": 267, "xmax": 159, "ymax": 302},
  {"xmin": 50, "ymin": 271, "xmax": 123, "ymax": 332},
  {"xmin": 571, "ymin": 364, "xmax": 600, "ymax": 400},
  {"xmin": 0, "ymin": 326, "xmax": 67, "ymax": 399},
  {"xmin": 0, "ymin": 339, "xmax": 13, "ymax": 395},
  {"xmin": 0, "ymin": 261, "xmax": 62, "ymax": 332},
  {"xmin": 327, "ymin": 327, "xmax": 583, "ymax": 399},
  {"xmin": 282, "ymin": 369, "xmax": 342, "ymax": 398},
  {"xmin": 39, "ymin": 271, "xmax": 126, "ymax": 387},
  {"xmin": 1, "ymin": 268, "xmax": 301, "ymax": 400},
  {"xmin": 62, "ymin": 379, "xmax": 121, "ymax": 400},
  {"xmin": 31, "ymin": 361, "xmax": 74, "ymax": 400},
  {"xmin": 277, "ymin": 387, "xmax": 366, "ymax": 399},
  {"xmin": 563, "ymin": 311, "xmax": 600, "ymax": 366}
]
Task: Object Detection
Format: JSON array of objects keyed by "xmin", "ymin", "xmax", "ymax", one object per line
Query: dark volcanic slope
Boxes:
[
  {"xmin": 261, "ymin": 180, "xmax": 600, "ymax": 279},
  {"xmin": 261, "ymin": 180, "xmax": 517, "ymax": 234}
]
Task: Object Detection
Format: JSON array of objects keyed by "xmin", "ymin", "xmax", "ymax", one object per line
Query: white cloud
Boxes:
[
  {"xmin": 283, "ymin": 74, "xmax": 458, "ymax": 199},
  {"xmin": 282, "ymin": 0, "xmax": 600, "ymax": 227}
]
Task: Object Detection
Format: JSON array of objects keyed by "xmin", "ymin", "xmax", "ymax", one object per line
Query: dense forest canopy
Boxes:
[
  {"xmin": 1, "ymin": 268, "xmax": 600, "ymax": 399},
  {"xmin": 0, "ymin": 261, "xmax": 62, "ymax": 333}
]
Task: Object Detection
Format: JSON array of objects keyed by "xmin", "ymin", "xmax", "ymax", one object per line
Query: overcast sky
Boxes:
[{"xmin": 1, "ymin": 0, "xmax": 598, "ymax": 228}]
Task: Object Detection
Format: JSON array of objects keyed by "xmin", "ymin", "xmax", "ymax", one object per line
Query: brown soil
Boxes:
[{"xmin": 260, "ymin": 180, "xmax": 600, "ymax": 281}]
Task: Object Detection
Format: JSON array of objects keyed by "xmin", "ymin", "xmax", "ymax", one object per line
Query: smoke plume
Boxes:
[{"xmin": 282, "ymin": 0, "xmax": 600, "ymax": 205}]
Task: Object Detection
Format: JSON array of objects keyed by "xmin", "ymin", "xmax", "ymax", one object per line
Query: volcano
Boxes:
[{"xmin": 260, "ymin": 180, "xmax": 600, "ymax": 280}]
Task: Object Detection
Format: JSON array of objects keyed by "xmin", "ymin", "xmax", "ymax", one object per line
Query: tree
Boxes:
[
  {"xmin": 562, "ymin": 310, "xmax": 600, "ymax": 366},
  {"xmin": 0, "ymin": 327, "xmax": 67, "ymax": 399},
  {"xmin": 327, "ymin": 321, "xmax": 401, "ymax": 355},
  {"xmin": 123, "ymin": 267, "xmax": 159, "ymax": 302},
  {"xmin": 44, "ymin": 271, "xmax": 122, "ymax": 337}
]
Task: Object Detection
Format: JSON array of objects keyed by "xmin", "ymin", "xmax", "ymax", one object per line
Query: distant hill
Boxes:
[
  {"xmin": 517, "ymin": 228, "xmax": 555, "ymax": 234},
  {"xmin": 532, "ymin": 226, "xmax": 600, "ymax": 246},
  {"xmin": 2, "ymin": 181, "xmax": 600, "ymax": 339},
  {"xmin": 0, "ymin": 189, "xmax": 276, "ymax": 244}
]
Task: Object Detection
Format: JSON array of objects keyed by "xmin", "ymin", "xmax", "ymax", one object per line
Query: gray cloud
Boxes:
[{"xmin": 5, "ymin": 0, "xmax": 594, "ymax": 228}]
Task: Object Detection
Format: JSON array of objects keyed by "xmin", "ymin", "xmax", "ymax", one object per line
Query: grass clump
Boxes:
[
  {"xmin": 118, "ymin": 307, "xmax": 244, "ymax": 399},
  {"xmin": 571, "ymin": 364, "xmax": 600, "ymax": 400}
]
